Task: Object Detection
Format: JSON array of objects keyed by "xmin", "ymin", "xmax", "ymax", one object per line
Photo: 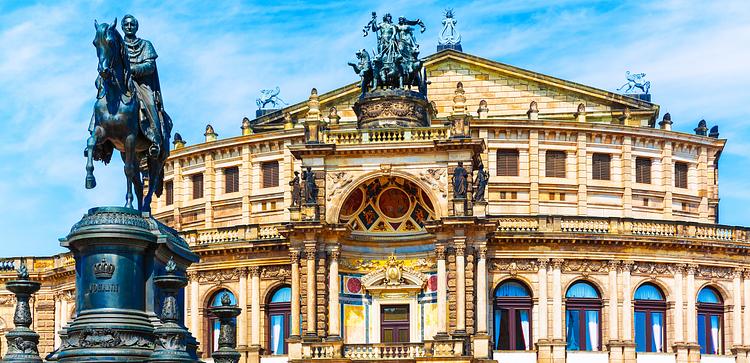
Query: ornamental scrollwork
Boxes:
[
  {"xmin": 563, "ymin": 260, "xmax": 609, "ymax": 275},
  {"xmin": 326, "ymin": 171, "xmax": 354, "ymax": 202},
  {"xmin": 419, "ymin": 168, "xmax": 447, "ymax": 199},
  {"xmin": 696, "ymin": 265, "xmax": 734, "ymax": 280},
  {"xmin": 489, "ymin": 259, "xmax": 538, "ymax": 275},
  {"xmin": 197, "ymin": 269, "xmax": 239, "ymax": 283},
  {"xmin": 631, "ymin": 262, "xmax": 672, "ymax": 277},
  {"xmin": 260, "ymin": 266, "xmax": 291, "ymax": 283}
]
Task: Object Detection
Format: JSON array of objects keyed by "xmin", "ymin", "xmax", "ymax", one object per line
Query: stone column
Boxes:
[
  {"xmin": 621, "ymin": 261, "xmax": 633, "ymax": 341},
  {"xmin": 250, "ymin": 266, "xmax": 261, "ymax": 347},
  {"xmin": 238, "ymin": 267, "xmax": 248, "ymax": 349},
  {"xmin": 54, "ymin": 293, "xmax": 61, "ymax": 349},
  {"xmin": 608, "ymin": 261, "xmax": 619, "ymax": 341},
  {"xmin": 686, "ymin": 265, "xmax": 697, "ymax": 342},
  {"xmin": 674, "ymin": 266, "xmax": 685, "ymax": 343},
  {"xmin": 290, "ymin": 250, "xmax": 301, "ymax": 337},
  {"xmin": 734, "ymin": 268, "xmax": 743, "ymax": 347},
  {"xmin": 455, "ymin": 241, "xmax": 466, "ymax": 333},
  {"xmin": 473, "ymin": 246, "xmax": 490, "ymax": 358},
  {"xmin": 60, "ymin": 296, "xmax": 68, "ymax": 328},
  {"xmin": 328, "ymin": 249, "xmax": 341, "ymax": 339},
  {"xmin": 189, "ymin": 272, "xmax": 200, "ymax": 342},
  {"xmin": 436, "ymin": 245, "xmax": 448, "ymax": 338},
  {"xmin": 305, "ymin": 246, "xmax": 317, "ymax": 338},
  {"xmin": 538, "ymin": 259, "xmax": 549, "ymax": 340},
  {"xmin": 552, "ymin": 259, "xmax": 563, "ymax": 340}
]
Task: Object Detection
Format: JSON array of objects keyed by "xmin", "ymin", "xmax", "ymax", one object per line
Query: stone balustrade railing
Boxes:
[
  {"xmin": 321, "ymin": 126, "xmax": 450, "ymax": 145},
  {"xmin": 494, "ymin": 215, "xmax": 750, "ymax": 244},
  {"xmin": 181, "ymin": 224, "xmax": 283, "ymax": 246},
  {"xmin": 343, "ymin": 343, "xmax": 427, "ymax": 360}
]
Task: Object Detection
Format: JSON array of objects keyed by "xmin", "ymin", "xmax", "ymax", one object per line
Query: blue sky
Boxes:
[{"xmin": 0, "ymin": 0, "xmax": 748, "ymax": 257}]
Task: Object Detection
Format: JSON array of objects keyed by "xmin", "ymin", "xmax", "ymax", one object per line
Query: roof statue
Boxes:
[
  {"xmin": 617, "ymin": 71, "xmax": 651, "ymax": 94},
  {"xmin": 438, "ymin": 9, "xmax": 462, "ymax": 52},
  {"xmin": 84, "ymin": 15, "xmax": 171, "ymax": 212},
  {"xmin": 351, "ymin": 11, "xmax": 432, "ymax": 128},
  {"xmin": 256, "ymin": 86, "xmax": 287, "ymax": 110}
]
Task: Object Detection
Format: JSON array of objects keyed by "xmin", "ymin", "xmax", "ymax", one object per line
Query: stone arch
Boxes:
[
  {"xmin": 262, "ymin": 281, "xmax": 292, "ymax": 305},
  {"xmin": 696, "ymin": 281, "xmax": 730, "ymax": 305},
  {"xmin": 492, "ymin": 276, "xmax": 534, "ymax": 298},
  {"xmin": 563, "ymin": 276, "xmax": 606, "ymax": 300},
  {"xmin": 632, "ymin": 277, "xmax": 672, "ymax": 302},
  {"xmin": 328, "ymin": 170, "xmax": 444, "ymax": 224}
]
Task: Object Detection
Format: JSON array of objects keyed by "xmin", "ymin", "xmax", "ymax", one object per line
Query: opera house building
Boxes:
[{"xmin": 0, "ymin": 21, "xmax": 747, "ymax": 363}]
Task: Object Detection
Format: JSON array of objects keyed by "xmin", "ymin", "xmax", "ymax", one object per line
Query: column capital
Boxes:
[
  {"xmin": 537, "ymin": 258, "xmax": 549, "ymax": 269},
  {"xmin": 249, "ymin": 266, "xmax": 260, "ymax": 277},
  {"xmin": 187, "ymin": 270, "xmax": 199, "ymax": 280},
  {"xmin": 673, "ymin": 263, "xmax": 687, "ymax": 275},
  {"xmin": 607, "ymin": 260, "xmax": 620, "ymax": 271},
  {"xmin": 304, "ymin": 246, "xmax": 317, "ymax": 260},
  {"xmin": 478, "ymin": 247, "xmax": 488, "ymax": 260},
  {"xmin": 744, "ymin": 268, "xmax": 750, "ymax": 279},
  {"xmin": 734, "ymin": 267, "xmax": 744, "ymax": 278},
  {"xmin": 620, "ymin": 260, "xmax": 634, "ymax": 272},
  {"xmin": 551, "ymin": 258, "xmax": 564, "ymax": 269},
  {"xmin": 290, "ymin": 249, "xmax": 301, "ymax": 264},
  {"xmin": 454, "ymin": 242, "xmax": 466, "ymax": 256},
  {"xmin": 235, "ymin": 266, "xmax": 249, "ymax": 276},
  {"xmin": 435, "ymin": 244, "xmax": 446, "ymax": 260},
  {"xmin": 329, "ymin": 249, "xmax": 340, "ymax": 261}
]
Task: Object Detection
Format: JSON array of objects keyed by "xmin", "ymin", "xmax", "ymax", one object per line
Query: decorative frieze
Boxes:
[
  {"xmin": 630, "ymin": 262, "xmax": 673, "ymax": 277},
  {"xmin": 488, "ymin": 259, "xmax": 538, "ymax": 275},
  {"xmin": 418, "ymin": 168, "xmax": 447, "ymax": 199},
  {"xmin": 197, "ymin": 269, "xmax": 239, "ymax": 283},
  {"xmin": 339, "ymin": 257, "xmax": 435, "ymax": 273},
  {"xmin": 326, "ymin": 171, "xmax": 354, "ymax": 202},
  {"xmin": 562, "ymin": 260, "xmax": 609, "ymax": 276},
  {"xmin": 260, "ymin": 266, "xmax": 291, "ymax": 283}
]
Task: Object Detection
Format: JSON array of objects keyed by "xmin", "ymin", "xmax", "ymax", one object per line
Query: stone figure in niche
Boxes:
[
  {"xmin": 302, "ymin": 167, "xmax": 318, "ymax": 205},
  {"xmin": 289, "ymin": 171, "xmax": 301, "ymax": 207},
  {"xmin": 473, "ymin": 162, "xmax": 489, "ymax": 202},
  {"xmin": 452, "ymin": 162, "xmax": 468, "ymax": 199}
]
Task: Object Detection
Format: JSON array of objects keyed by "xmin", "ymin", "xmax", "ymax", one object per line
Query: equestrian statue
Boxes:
[{"xmin": 84, "ymin": 15, "xmax": 172, "ymax": 212}]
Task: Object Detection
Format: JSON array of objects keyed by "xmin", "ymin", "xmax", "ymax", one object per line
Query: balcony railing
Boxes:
[
  {"xmin": 320, "ymin": 126, "xmax": 450, "ymax": 145},
  {"xmin": 181, "ymin": 224, "xmax": 283, "ymax": 246},
  {"xmin": 343, "ymin": 343, "xmax": 427, "ymax": 360}
]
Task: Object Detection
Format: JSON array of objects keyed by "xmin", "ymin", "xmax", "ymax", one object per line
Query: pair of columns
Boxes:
[
  {"xmin": 436, "ymin": 241, "xmax": 476, "ymax": 336},
  {"xmin": 289, "ymin": 246, "xmax": 341, "ymax": 340}
]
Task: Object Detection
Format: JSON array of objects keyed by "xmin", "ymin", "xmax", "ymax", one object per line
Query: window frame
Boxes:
[
  {"xmin": 266, "ymin": 285, "xmax": 292, "ymax": 355},
  {"xmin": 262, "ymin": 161, "xmax": 280, "ymax": 189},
  {"xmin": 565, "ymin": 282, "xmax": 602, "ymax": 352},
  {"xmin": 545, "ymin": 150, "xmax": 567, "ymax": 178},
  {"xmin": 496, "ymin": 149, "xmax": 520, "ymax": 177},
  {"xmin": 493, "ymin": 280, "xmax": 533, "ymax": 351},
  {"xmin": 591, "ymin": 153, "xmax": 611, "ymax": 181},
  {"xmin": 697, "ymin": 287, "xmax": 724, "ymax": 355},
  {"xmin": 165, "ymin": 180, "xmax": 173, "ymax": 205},
  {"xmin": 224, "ymin": 166, "xmax": 240, "ymax": 194},
  {"xmin": 633, "ymin": 284, "xmax": 667, "ymax": 353},
  {"xmin": 675, "ymin": 162, "xmax": 688, "ymax": 189},
  {"xmin": 192, "ymin": 173, "xmax": 204, "ymax": 200},
  {"xmin": 635, "ymin": 157, "xmax": 652, "ymax": 184}
]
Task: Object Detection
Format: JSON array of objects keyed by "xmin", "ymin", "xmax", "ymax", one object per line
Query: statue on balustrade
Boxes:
[
  {"xmin": 473, "ymin": 162, "xmax": 489, "ymax": 202},
  {"xmin": 302, "ymin": 167, "xmax": 318, "ymax": 205},
  {"xmin": 452, "ymin": 162, "xmax": 468, "ymax": 199},
  {"xmin": 290, "ymin": 171, "xmax": 301, "ymax": 207}
]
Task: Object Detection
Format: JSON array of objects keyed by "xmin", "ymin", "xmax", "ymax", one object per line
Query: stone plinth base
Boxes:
[
  {"xmin": 354, "ymin": 89, "xmax": 429, "ymax": 129},
  {"xmin": 453, "ymin": 198, "xmax": 467, "ymax": 216},
  {"xmin": 472, "ymin": 333, "xmax": 490, "ymax": 358},
  {"xmin": 3, "ymin": 327, "xmax": 43, "ymax": 362},
  {"xmin": 732, "ymin": 346, "xmax": 750, "ymax": 363},
  {"xmin": 302, "ymin": 204, "xmax": 319, "ymax": 221},
  {"xmin": 607, "ymin": 340, "xmax": 635, "ymax": 363},
  {"xmin": 288, "ymin": 337, "xmax": 302, "ymax": 360},
  {"xmin": 472, "ymin": 200, "xmax": 487, "ymax": 217},
  {"xmin": 537, "ymin": 339, "xmax": 566, "ymax": 363},
  {"xmin": 673, "ymin": 342, "xmax": 701, "ymax": 363},
  {"xmin": 289, "ymin": 207, "xmax": 301, "ymax": 221}
]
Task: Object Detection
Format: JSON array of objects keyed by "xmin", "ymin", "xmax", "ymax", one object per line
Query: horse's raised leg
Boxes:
[{"xmin": 84, "ymin": 126, "xmax": 103, "ymax": 189}]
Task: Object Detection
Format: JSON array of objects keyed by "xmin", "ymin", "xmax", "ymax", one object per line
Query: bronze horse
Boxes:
[{"xmin": 84, "ymin": 19, "xmax": 167, "ymax": 212}]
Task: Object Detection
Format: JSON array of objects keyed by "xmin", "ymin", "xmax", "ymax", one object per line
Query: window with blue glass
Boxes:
[
  {"xmin": 697, "ymin": 287, "xmax": 723, "ymax": 355},
  {"xmin": 267, "ymin": 286, "xmax": 292, "ymax": 355},
  {"xmin": 206, "ymin": 289, "xmax": 237, "ymax": 357},
  {"xmin": 565, "ymin": 281, "xmax": 602, "ymax": 351},
  {"xmin": 493, "ymin": 280, "xmax": 532, "ymax": 350},
  {"xmin": 634, "ymin": 283, "xmax": 666, "ymax": 352}
]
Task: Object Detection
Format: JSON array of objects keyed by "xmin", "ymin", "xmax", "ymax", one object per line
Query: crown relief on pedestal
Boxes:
[{"xmin": 93, "ymin": 259, "xmax": 115, "ymax": 280}]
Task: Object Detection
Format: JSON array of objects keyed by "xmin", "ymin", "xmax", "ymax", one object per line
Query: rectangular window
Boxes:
[
  {"xmin": 224, "ymin": 166, "xmax": 240, "ymax": 194},
  {"xmin": 592, "ymin": 153, "xmax": 611, "ymax": 180},
  {"xmin": 636, "ymin": 157, "xmax": 652, "ymax": 184},
  {"xmin": 675, "ymin": 162, "xmax": 688, "ymax": 188},
  {"xmin": 262, "ymin": 161, "xmax": 280, "ymax": 188},
  {"xmin": 496, "ymin": 149, "xmax": 519, "ymax": 176},
  {"xmin": 545, "ymin": 151, "xmax": 566, "ymax": 178},
  {"xmin": 165, "ymin": 181, "xmax": 173, "ymax": 205},
  {"xmin": 191, "ymin": 174, "xmax": 203, "ymax": 199}
]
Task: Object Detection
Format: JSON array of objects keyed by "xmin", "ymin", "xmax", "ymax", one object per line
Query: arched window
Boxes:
[
  {"xmin": 493, "ymin": 280, "xmax": 532, "ymax": 350},
  {"xmin": 697, "ymin": 287, "xmax": 723, "ymax": 354},
  {"xmin": 634, "ymin": 283, "xmax": 666, "ymax": 352},
  {"xmin": 267, "ymin": 286, "xmax": 292, "ymax": 355},
  {"xmin": 206, "ymin": 289, "xmax": 236, "ymax": 357},
  {"xmin": 565, "ymin": 281, "xmax": 602, "ymax": 351}
]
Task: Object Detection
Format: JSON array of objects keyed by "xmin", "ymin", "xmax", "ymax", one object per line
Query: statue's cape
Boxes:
[{"xmin": 124, "ymin": 37, "xmax": 162, "ymax": 94}]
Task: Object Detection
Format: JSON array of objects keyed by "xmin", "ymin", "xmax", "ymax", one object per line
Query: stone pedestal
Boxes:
[
  {"xmin": 453, "ymin": 198, "xmax": 467, "ymax": 216},
  {"xmin": 472, "ymin": 200, "xmax": 487, "ymax": 217},
  {"xmin": 289, "ymin": 207, "xmax": 301, "ymax": 221},
  {"xmin": 537, "ymin": 339, "xmax": 566, "ymax": 363},
  {"xmin": 353, "ymin": 89, "xmax": 429, "ymax": 129},
  {"xmin": 301, "ymin": 204, "xmax": 319, "ymax": 221},
  {"xmin": 1, "ymin": 269, "xmax": 43, "ymax": 363},
  {"xmin": 287, "ymin": 337, "xmax": 302, "ymax": 360},
  {"xmin": 471, "ymin": 333, "xmax": 490, "ymax": 359},
  {"xmin": 50, "ymin": 207, "xmax": 199, "ymax": 362},
  {"xmin": 673, "ymin": 342, "xmax": 701, "ymax": 363},
  {"xmin": 607, "ymin": 340, "xmax": 635, "ymax": 363}
]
